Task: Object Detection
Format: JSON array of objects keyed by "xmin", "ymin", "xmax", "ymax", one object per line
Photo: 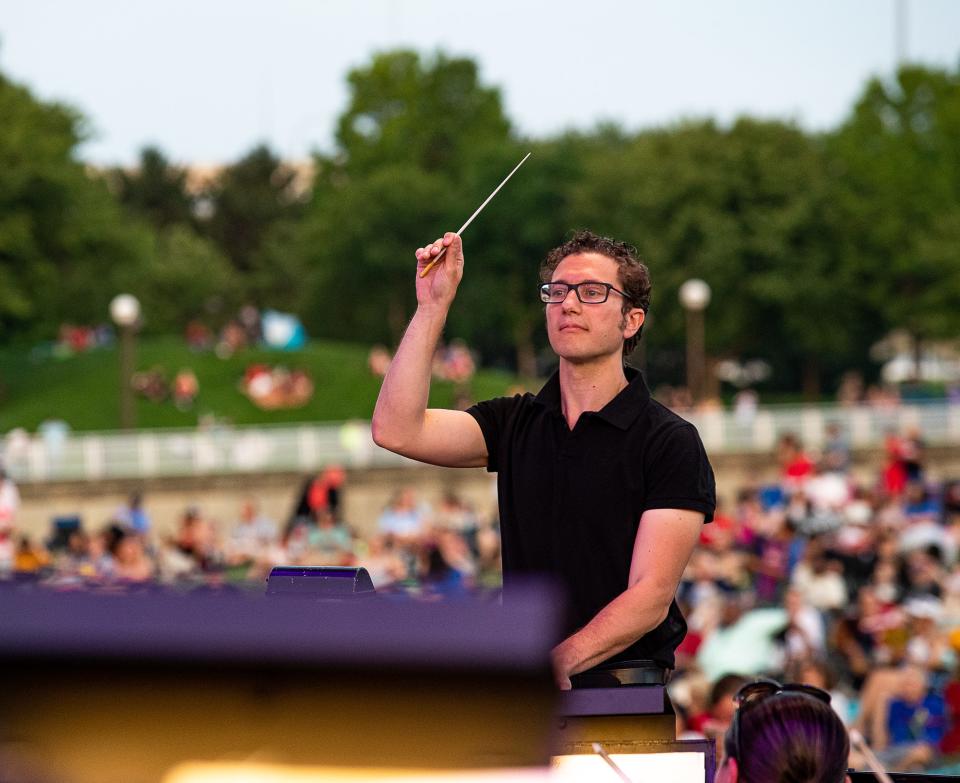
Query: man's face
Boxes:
[{"xmin": 545, "ymin": 252, "xmax": 644, "ymax": 364}]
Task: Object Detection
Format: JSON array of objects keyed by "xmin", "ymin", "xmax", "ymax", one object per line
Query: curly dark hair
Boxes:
[{"xmin": 540, "ymin": 229, "xmax": 651, "ymax": 356}]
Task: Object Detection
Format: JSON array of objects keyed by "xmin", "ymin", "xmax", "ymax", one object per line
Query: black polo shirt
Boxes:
[{"xmin": 467, "ymin": 367, "xmax": 715, "ymax": 668}]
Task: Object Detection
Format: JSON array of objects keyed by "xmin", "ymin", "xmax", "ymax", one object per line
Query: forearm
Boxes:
[
  {"xmin": 552, "ymin": 580, "xmax": 673, "ymax": 679},
  {"xmin": 371, "ymin": 304, "xmax": 448, "ymax": 451}
]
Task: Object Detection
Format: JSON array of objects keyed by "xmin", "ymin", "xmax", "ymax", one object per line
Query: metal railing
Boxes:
[
  {"xmin": 688, "ymin": 401, "xmax": 960, "ymax": 456},
  {"xmin": 1, "ymin": 422, "xmax": 407, "ymax": 484},
  {"xmin": 3, "ymin": 402, "xmax": 960, "ymax": 484}
]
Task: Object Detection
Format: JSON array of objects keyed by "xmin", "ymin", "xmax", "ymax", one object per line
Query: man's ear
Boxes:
[{"xmin": 623, "ymin": 308, "xmax": 645, "ymax": 340}]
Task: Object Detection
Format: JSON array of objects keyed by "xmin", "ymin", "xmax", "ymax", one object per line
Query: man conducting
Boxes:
[{"xmin": 372, "ymin": 229, "xmax": 715, "ymax": 687}]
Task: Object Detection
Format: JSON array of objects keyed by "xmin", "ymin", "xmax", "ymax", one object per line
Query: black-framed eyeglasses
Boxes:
[
  {"xmin": 724, "ymin": 678, "xmax": 832, "ymax": 763},
  {"xmin": 538, "ymin": 280, "xmax": 633, "ymax": 305}
]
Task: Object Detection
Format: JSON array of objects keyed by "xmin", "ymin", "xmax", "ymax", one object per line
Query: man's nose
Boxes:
[{"xmin": 560, "ymin": 287, "xmax": 581, "ymax": 311}]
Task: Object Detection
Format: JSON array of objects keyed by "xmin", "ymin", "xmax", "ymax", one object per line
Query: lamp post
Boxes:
[
  {"xmin": 679, "ymin": 279, "xmax": 711, "ymax": 405},
  {"xmin": 110, "ymin": 294, "xmax": 141, "ymax": 430}
]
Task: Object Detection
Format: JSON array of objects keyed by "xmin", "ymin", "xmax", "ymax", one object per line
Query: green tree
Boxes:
[
  {"xmin": 332, "ymin": 49, "xmax": 510, "ymax": 178},
  {"xmin": 0, "ymin": 70, "xmax": 153, "ymax": 340},
  {"xmin": 566, "ymin": 119, "xmax": 856, "ymax": 396},
  {"xmin": 106, "ymin": 146, "xmax": 195, "ymax": 232},
  {"xmin": 202, "ymin": 144, "xmax": 306, "ymax": 299},
  {"xmin": 128, "ymin": 226, "xmax": 239, "ymax": 334},
  {"xmin": 300, "ymin": 50, "xmax": 515, "ymax": 348},
  {"xmin": 829, "ymin": 64, "xmax": 960, "ymax": 374},
  {"xmin": 300, "ymin": 163, "xmax": 451, "ymax": 344}
]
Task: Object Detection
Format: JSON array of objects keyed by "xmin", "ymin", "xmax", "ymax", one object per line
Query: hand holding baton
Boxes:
[{"xmin": 419, "ymin": 152, "xmax": 531, "ymax": 278}]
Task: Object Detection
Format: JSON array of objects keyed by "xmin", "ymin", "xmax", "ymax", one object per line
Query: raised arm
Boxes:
[{"xmin": 371, "ymin": 232, "xmax": 488, "ymax": 468}]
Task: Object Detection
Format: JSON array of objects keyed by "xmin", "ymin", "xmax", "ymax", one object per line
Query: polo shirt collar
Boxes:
[{"xmin": 533, "ymin": 366, "xmax": 651, "ymax": 430}]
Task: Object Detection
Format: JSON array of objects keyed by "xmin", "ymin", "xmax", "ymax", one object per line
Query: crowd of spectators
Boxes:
[
  {"xmin": 0, "ymin": 466, "xmax": 501, "ymax": 599},
  {"xmin": 670, "ymin": 427, "xmax": 960, "ymax": 773},
  {"xmin": 3, "ymin": 419, "xmax": 960, "ymax": 773}
]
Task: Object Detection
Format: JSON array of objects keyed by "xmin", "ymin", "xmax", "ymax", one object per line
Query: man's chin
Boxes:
[
  {"xmin": 552, "ymin": 348, "xmax": 615, "ymax": 366},
  {"xmin": 548, "ymin": 334, "xmax": 623, "ymax": 365}
]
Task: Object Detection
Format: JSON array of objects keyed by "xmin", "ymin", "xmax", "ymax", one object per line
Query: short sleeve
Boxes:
[
  {"xmin": 466, "ymin": 396, "xmax": 521, "ymax": 473},
  {"xmin": 642, "ymin": 422, "xmax": 716, "ymax": 523}
]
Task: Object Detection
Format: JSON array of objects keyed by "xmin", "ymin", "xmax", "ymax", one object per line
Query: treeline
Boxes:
[{"xmin": 2, "ymin": 50, "xmax": 959, "ymax": 395}]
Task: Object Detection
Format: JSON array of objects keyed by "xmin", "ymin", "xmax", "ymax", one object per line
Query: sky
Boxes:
[{"xmin": 2, "ymin": 0, "xmax": 959, "ymax": 166}]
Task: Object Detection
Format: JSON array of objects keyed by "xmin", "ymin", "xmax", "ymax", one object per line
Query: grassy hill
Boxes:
[{"xmin": 0, "ymin": 337, "xmax": 524, "ymax": 433}]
